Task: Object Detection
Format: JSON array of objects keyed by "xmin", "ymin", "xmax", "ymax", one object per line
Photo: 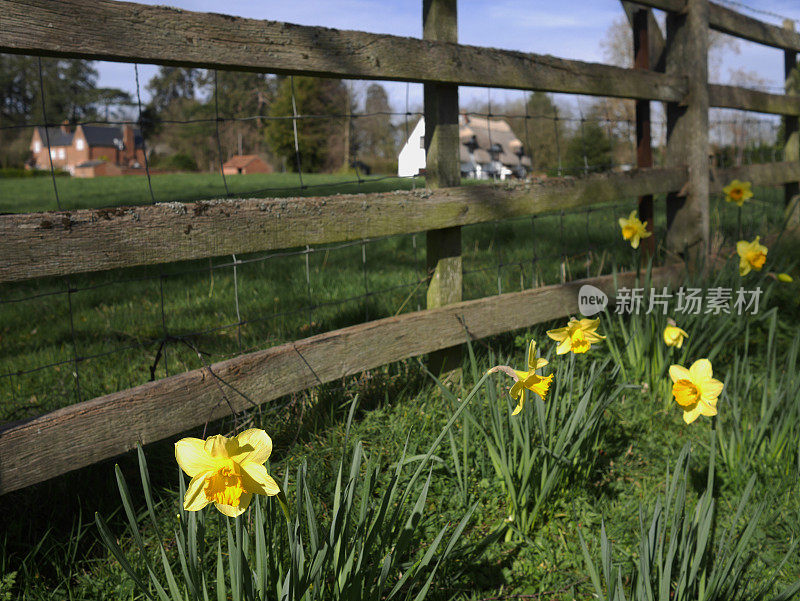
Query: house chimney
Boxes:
[
  {"xmin": 60, "ymin": 119, "xmax": 71, "ymax": 135},
  {"xmin": 122, "ymin": 124, "xmax": 136, "ymax": 163}
]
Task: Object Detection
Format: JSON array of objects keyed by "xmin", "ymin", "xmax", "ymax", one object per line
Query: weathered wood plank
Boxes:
[
  {"xmin": 423, "ymin": 0, "xmax": 462, "ymax": 374},
  {"xmin": 0, "ymin": 0, "xmax": 687, "ymax": 101},
  {"xmin": 623, "ymin": 2, "xmax": 666, "ymax": 72},
  {"xmin": 711, "ymin": 161, "xmax": 800, "ymax": 192},
  {"xmin": 0, "ymin": 168, "xmax": 687, "ymax": 284},
  {"xmin": 708, "ymin": 2, "xmax": 800, "ymax": 52},
  {"xmin": 709, "ymin": 84, "xmax": 800, "ymax": 116},
  {"xmin": 784, "ymin": 22, "xmax": 800, "ymax": 227},
  {"xmin": 633, "ymin": 8, "xmax": 656, "ymax": 258},
  {"xmin": 665, "ymin": 0, "xmax": 710, "ymax": 262},
  {"xmin": 0, "ymin": 265, "xmax": 682, "ymax": 495}
]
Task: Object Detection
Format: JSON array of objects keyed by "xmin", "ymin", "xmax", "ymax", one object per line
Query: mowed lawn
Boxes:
[{"xmin": 0, "ymin": 171, "xmax": 424, "ymax": 214}]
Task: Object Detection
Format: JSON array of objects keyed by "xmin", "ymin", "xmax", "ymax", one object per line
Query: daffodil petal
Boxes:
[
  {"xmin": 511, "ymin": 398, "xmax": 524, "ymax": 416},
  {"xmin": 204, "ymin": 434, "xmax": 230, "ymax": 458},
  {"xmin": 669, "ymin": 364, "xmax": 691, "ymax": 383},
  {"xmin": 514, "ymin": 369, "xmax": 530, "ymax": 381},
  {"xmin": 698, "ymin": 401, "xmax": 717, "ymax": 417},
  {"xmin": 583, "ymin": 331, "xmax": 606, "ymax": 343},
  {"xmin": 526, "ymin": 341, "xmax": 537, "ymax": 370},
  {"xmin": 701, "ymin": 378, "xmax": 724, "ymax": 401},
  {"xmin": 546, "ymin": 327, "xmax": 569, "ymax": 342},
  {"xmin": 175, "ymin": 438, "xmax": 218, "ymax": 478},
  {"xmin": 683, "ymin": 407, "xmax": 701, "ymax": 424},
  {"xmin": 184, "ymin": 473, "xmax": 211, "ymax": 511},
  {"xmin": 555, "ymin": 337, "xmax": 572, "ymax": 355},
  {"xmin": 240, "ymin": 462, "xmax": 280, "ymax": 496},
  {"xmin": 509, "ymin": 381, "xmax": 524, "ymax": 399},
  {"xmin": 689, "ymin": 359, "xmax": 713, "ymax": 381},
  {"xmin": 534, "ymin": 358, "xmax": 549, "ymax": 369},
  {"xmin": 736, "ymin": 240, "xmax": 749, "ymax": 255},
  {"xmin": 231, "ymin": 429, "xmax": 273, "ymax": 465}
]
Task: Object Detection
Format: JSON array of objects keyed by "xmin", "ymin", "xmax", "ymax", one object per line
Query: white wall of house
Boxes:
[{"xmin": 397, "ymin": 118, "xmax": 426, "ymax": 178}]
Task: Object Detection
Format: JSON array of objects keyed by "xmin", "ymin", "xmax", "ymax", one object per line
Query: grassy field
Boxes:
[
  {"xmin": 0, "ymin": 171, "xmax": 425, "ymax": 213},
  {"xmin": 0, "ymin": 174, "xmax": 798, "ymax": 599}
]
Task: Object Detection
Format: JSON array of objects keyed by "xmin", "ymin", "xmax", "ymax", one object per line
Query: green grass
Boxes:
[
  {"xmin": 0, "ymin": 176, "xmax": 798, "ymax": 599},
  {"xmin": 0, "ymin": 172, "xmax": 426, "ymax": 213}
]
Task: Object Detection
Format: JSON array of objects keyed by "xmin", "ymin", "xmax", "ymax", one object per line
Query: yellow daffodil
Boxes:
[
  {"xmin": 777, "ymin": 273, "xmax": 793, "ymax": 283},
  {"xmin": 546, "ymin": 317, "xmax": 605, "ymax": 355},
  {"xmin": 736, "ymin": 236, "xmax": 768, "ymax": 276},
  {"xmin": 722, "ymin": 179, "xmax": 753, "ymax": 207},
  {"xmin": 669, "ymin": 359, "xmax": 723, "ymax": 424},
  {"xmin": 487, "ymin": 340, "xmax": 554, "ymax": 416},
  {"xmin": 663, "ymin": 324, "xmax": 689, "ymax": 349},
  {"xmin": 175, "ymin": 429, "xmax": 280, "ymax": 517},
  {"xmin": 618, "ymin": 211, "xmax": 652, "ymax": 249}
]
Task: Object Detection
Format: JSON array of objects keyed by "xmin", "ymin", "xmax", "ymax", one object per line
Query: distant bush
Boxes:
[
  {"xmin": 0, "ymin": 167, "xmax": 69, "ymax": 178},
  {"xmin": 148, "ymin": 152, "xmax": 198, "ymax": 172}
]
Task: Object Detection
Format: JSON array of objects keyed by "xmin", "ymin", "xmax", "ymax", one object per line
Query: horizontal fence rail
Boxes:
[
  {"xmin": 709, "ymin": 85, "xmax": 800, "ymax": 116},
  {"xmin": 633, "ymin": 0, "xmax": 800, "ymax": 52},
  {"xmin": 0, "ymin": 0, "xmax": 686, "ymax": 101},
  {"xmin": 0, "ymin": 168, "xmax": 687, "ymax": 283},
  {"xmin": 0, "ymin": 265, "xmax": 682, "ymax": 495},
  {"xmin": 2, "ymin": 162, "xmax": 796, "ymax": 284},
  {"xmin": 708, "ymin": 2, "xmax": 800, "ymax": 52}
]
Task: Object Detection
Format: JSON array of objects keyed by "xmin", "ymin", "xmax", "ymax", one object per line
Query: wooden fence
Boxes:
[{"xmin": 0, "ymin": 0, "xmax": 798, "ymax": 495}]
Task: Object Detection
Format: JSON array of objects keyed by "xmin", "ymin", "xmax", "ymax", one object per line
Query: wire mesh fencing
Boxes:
[{"xmin": 0, "ymin": 52, "xmax": 793, "ymax": 431}]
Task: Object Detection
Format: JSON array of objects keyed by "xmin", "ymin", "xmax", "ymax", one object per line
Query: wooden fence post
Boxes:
[
  {"xmin": 633, "ymin": 8, "xmax": 656, "ymax": 258},
  {"xmin": 423, "ymin": 0, "xmax": 462, "ymax": 374},
  {"xmin": 664, "ymin": 0, "xmax": 710, "ymax": 264},
  {"xmin": 784, "ymin": 19, "xmax": 800, "ymax": 229}
]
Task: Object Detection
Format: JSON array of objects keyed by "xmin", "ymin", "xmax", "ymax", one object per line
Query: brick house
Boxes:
[{"xmin": 29, "ymin": 122, "xmax": 146, "ymax": 175}]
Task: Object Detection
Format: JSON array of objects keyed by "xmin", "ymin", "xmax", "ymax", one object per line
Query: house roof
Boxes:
[
  {"xmin": 222, "ymin": 154, "xmax": 267, "ymax": 169},
  {"xmin": 35, "ymin": 125, "xmax": 144, "ymax": 149},
  {"xmin": 458, "ymin": 115, "xmax": 531, "ymax": 168},
  {"xmin": 79, "ymin": 125, "xmax": 144, "ymax": 149},
  {"xmin": 35, "ymin": 127, "xmax": 73, "ymax": 147}
]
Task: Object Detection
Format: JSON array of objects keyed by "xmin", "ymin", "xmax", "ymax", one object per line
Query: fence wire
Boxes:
[{"xmin": 0, "ymin": 55, "xmax": 791, "ymax": 430}]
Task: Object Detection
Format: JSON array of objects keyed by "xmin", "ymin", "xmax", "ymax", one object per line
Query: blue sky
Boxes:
[{"xmin": 95, "ymin": 0, "xmax": 800, "ymax": 113}]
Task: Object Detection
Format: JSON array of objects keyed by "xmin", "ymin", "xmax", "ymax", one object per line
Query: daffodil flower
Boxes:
[
  {"xmin": 175, "ymin": 429, "xmax": 280, "ymax": 517},
  {"xmin": 736, "ymin": 236, "xmax": 768, "ymax": 276},
  {"xmin": 488, "ymin": 340, "xmax": 554, "ymax": 416},
  {"xmin": 546, "ymin": 317, "xmax": 605, "ymax": 355},
  {"xmin": 669, "ymin": 359, "xmax": 723, "ymax": 424},
  {"xmin": 722, "ymin": 179, "xmax": 753, "ymax": 207},
  {"xmin": 618, "ymin": 211, "xmax": 652, "ymax": 249},
  {"xmin": 663, "ymin": 323, "xmax": 689, "ymax": 348}
]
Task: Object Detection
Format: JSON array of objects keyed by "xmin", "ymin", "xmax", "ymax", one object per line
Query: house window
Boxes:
[
  {"xmin": 34, "ymin": 141, "xmax": 41, "ymax": 153},
  {"xmin": 58, "ymin": 148, "xmax": 65, "ymax": 159},
  {"xmin": 50, "ymin": 149, "xmax": 56, "ymax": 159},
  {"xmin": 76, "ymin": 139, "xmax": 85, "ymax": 151}
]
